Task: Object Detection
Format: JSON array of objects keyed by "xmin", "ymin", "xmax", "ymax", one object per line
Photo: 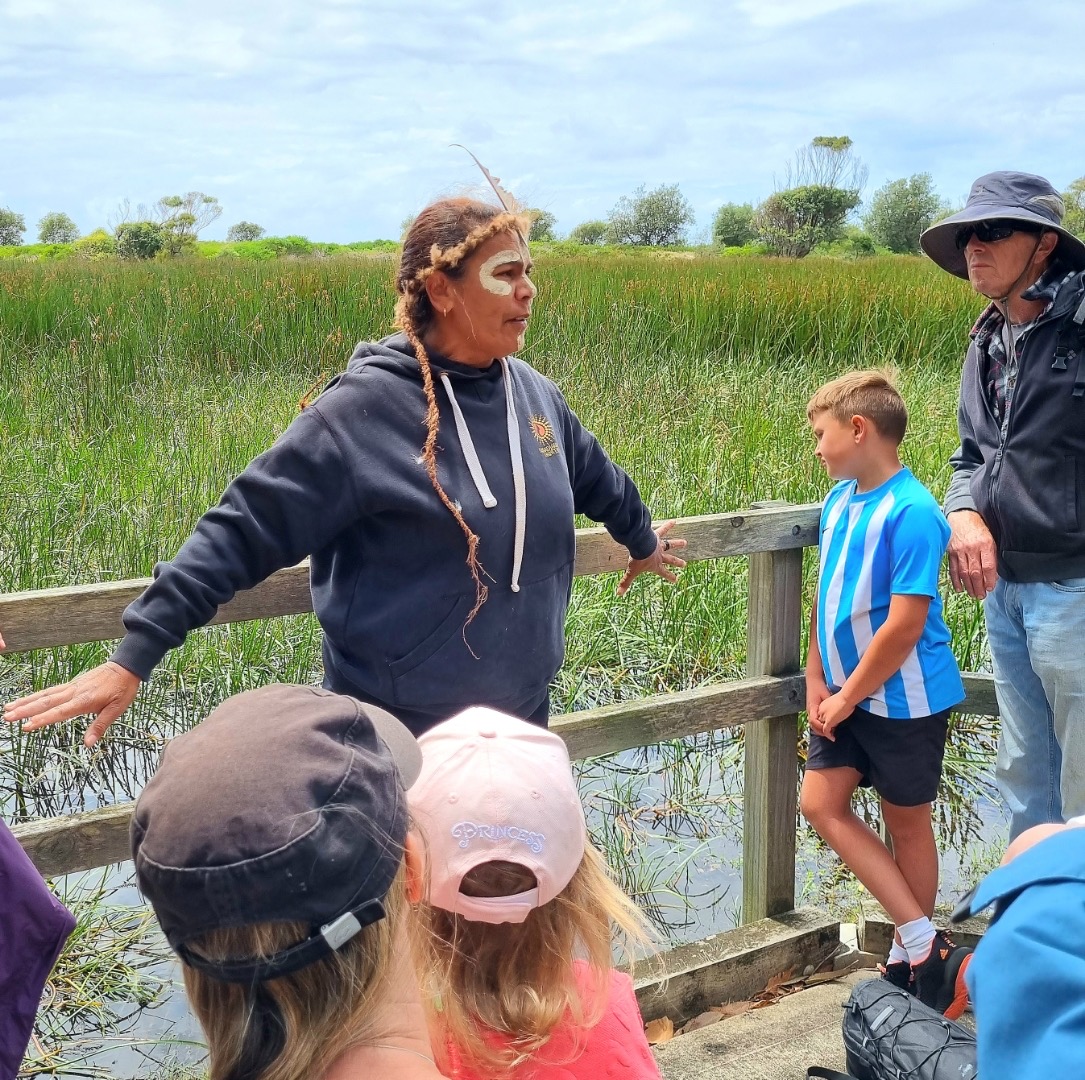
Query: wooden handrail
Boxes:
[{"xmin": 0, "ymin": 506, "xmax": 822, "ymax": 653}]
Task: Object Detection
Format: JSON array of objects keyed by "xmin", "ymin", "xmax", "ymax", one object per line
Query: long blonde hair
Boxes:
[
  {"xmin": 182, "ymin": 866, "xmax": 407, "ymax": 1080},
  {"xmin": 393, "ymin": 199, "xmax": 533, "ymax": 627},
  {"xmin": 414, "ymin": 843, "xmax": 649, "ymax": 1077}
]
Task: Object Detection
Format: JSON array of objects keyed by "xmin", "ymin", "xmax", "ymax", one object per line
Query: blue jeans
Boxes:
[{"xmin": 985, "ymin": 576, "xmax": 1085, "ymax": 838}]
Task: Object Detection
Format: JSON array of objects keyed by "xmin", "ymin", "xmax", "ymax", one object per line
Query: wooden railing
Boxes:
[{"xmin": 3, "ymin": 503, "xmax": 998, "ymax": 924}]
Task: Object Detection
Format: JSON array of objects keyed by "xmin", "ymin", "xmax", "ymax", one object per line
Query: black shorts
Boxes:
[{"xmin": 806, "ymin": 704, "xmax": 950, "ymax": 807}]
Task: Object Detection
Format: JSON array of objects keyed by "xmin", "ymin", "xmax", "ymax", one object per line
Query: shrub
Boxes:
[
  {"xmin": 712, "ymin": 203, "xmax": 755, "ymax": 248},
  {"xmin": 38, "ymin": 212, "xmax": 80, "ymax": 245},
  {"xmin": 0, "ymin": 207, "xmax": 26, "ymax": 246},
  {"xmin": 754, "ymin": 185, "xmax": 860, "ymax": 257},
  {"xmin": 569, "ymin": 220, "xmax": 608, "ymax": 245},
  {"xmin": 607, "ymin": 184, "xmax": 695, "ymax": 246},
  {"xmin": 227, "ymin": 221, "xmax": 265, "ymax": 242},
  {"xmin": 863, "ymin": 174, "xmax": 947, "ymax": 254},
  {"xmin": 528, "ymin": 210, "xmax": 557, "ymax": 242},
  {"xmin": 115, "ymin": 221, "xmax": 165, "ymax": 260}
]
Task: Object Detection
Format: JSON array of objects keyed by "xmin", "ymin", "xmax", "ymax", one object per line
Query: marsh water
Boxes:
[{"xmin": 2, "ymin": 671, "xmax": 1005, "ymax": 1079}]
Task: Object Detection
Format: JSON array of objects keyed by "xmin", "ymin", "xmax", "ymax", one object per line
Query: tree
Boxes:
[
  {"xmin": 116, "ymin": 221, "xmax": 165, "ymax": 260},
  {"xmin": 37, "ymin": 212, "xmax": 80, "ymax": 244},
  {"xmin": 155, "ymin": 191, "xmax": 222, "ymax": 255},
  {"xmin": 399, "ymin": 213, "xmax": 417, "ymax": 238},
  {"xmin": 569, "ymin": 220, "xmax": 608, "ymax": 245},
  {"xmin": 528, "ymin": 210, "xmax": 557, "ymax": 242},
  {"xmin": 607, "ymin": 184, "xmax": 695, "ymax": 246},
  {"xmin": 754, "ymin": 185, "xmax": 860, "ymax": 257},
  {"xmin": 73, "ymin": 229, "xmax": 117, "ymax": 257},
  {"xmin": 785, "ymin": 135, "xmax": 868, "ymax": 195},
  {"xmin": 863, "ymin": 174, "xmax": 947, "ymax": 254},
  {"xmin": 227, "ymin": 221, "xmax": 265, "ymax": 242},
  {"xmin": 712, "ymin": 203, "xmax": 755, "ymax": 247},
  {"xmin": 0, "ymin": 207, "xmax": 26, "ymax": 246},
  {"xmin": 1064, "ymin": 178, "xmax": 1085, "ymax": 240}
]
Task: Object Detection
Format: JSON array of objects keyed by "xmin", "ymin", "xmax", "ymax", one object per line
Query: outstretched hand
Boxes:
[
  {"xmin": 3, "ymin": 662, "xmax": 141, "ymax": 748},
  {"xmin": 616, "ymin": 520, "xmax": 687, "ymax": 597}
]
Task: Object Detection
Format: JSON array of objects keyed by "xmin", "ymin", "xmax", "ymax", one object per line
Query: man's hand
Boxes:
[
  {"xmin": 947, "ymin": 510, "xmax": 998, "ymax": 599},
  {"xmin": 813, "ymin": 691, "xmax": 854, "ymax": 742},
  {"xmin": 4, "ymin": 662, "xmax": 141, "ymax": 747}
]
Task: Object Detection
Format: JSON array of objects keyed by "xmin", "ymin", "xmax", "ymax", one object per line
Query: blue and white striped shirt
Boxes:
[{"xmin": 816, "ymin": 468, "xmax": 964, "ymax": 719}]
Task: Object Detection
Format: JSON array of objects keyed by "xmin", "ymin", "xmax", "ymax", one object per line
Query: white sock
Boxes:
[
  {"xmin": 898, "ymin": 916, "xmax": 937, "ymax": 965},
  {"xmin": 887, "ymin": 941, "xmax": 909, "ymax": 966}
]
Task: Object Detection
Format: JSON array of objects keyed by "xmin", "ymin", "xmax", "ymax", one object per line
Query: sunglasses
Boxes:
[{"xmin": 954, "ymin": 219, "xmax": 1042, "ymax": 251}]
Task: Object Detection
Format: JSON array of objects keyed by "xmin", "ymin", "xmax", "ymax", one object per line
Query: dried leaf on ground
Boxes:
[
  {"xmin": 714, "ymin": 1000, "xmax": 755, "ymax": 1019},
  {"xmin": 677, "ymin": 1011, "xmax": 723, "ymax": 1035},
  {"xmin": 645, "ymin": 1016, "xmax": 674, "ymax": 1045}
]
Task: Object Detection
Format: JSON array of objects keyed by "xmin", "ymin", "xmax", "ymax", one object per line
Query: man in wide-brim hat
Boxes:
[{"xmin": 921, "ymin": 171, "xmax": 1085, "ymax": 840}]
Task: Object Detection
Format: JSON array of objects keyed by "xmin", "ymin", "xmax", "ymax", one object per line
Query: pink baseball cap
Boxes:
[{"xmin": 410, "ymin": 707, "xmax": 586, "ymax": 924}]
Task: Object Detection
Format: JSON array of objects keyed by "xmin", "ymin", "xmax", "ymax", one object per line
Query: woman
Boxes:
[
  {"xmin": 131, "ymin": 683, "xmax": 442, "ymax": 1080},
  {"xmin": 4, "ymin": 199, "xmax": 685, "ymax": 741}
]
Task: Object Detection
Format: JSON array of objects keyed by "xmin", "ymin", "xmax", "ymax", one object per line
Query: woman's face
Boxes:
[{"xmin": 427, "ymin": 230, "xmax": 537, "ymax": 365}]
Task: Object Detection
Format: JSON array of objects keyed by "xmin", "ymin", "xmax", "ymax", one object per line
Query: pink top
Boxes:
[{"xmin": 442, "ymin": 961, "xmax": 661, "ymax": 1080}]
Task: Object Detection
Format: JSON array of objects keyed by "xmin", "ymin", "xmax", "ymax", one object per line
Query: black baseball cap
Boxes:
[{"xmin": 131, "ymin": 684, "xmax": 421, "ymax": 983}]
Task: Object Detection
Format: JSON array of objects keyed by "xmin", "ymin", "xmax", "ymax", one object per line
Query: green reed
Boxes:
[{"xmin": 1, "ymin": 253, "xmax": 998, "ymax": 1073}]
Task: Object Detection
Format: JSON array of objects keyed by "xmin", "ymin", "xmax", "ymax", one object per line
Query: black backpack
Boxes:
[{"xmin": 807, "ymin": 978, "xmax": 977, "ymax": 1080}]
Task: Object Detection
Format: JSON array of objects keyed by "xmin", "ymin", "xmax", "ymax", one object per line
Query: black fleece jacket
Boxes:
[
  {"xmin": 111, "ymin": 335, "xmax": 656, "ymax": 727},
  {"xmin": 946, "ymin": 270, "xmax": 1085, "ymax": 581}
]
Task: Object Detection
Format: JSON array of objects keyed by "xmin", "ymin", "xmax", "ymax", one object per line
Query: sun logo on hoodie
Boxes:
[{"xmin": 529, "ymin": 415, "xmax": 559, "ymax": 458}]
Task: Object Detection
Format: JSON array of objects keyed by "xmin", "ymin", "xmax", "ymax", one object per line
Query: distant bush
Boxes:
[
  {"xmin": 528, "ymin": 210, "xmax": 557, "ymax": 242},
  {"xmin": 73, "ymin": 229, "xmax": 117, "ymax": 258},
  {"xmin": 863, "ymin": 174, "xmax": 947, "ymax": 254},
  {"xmin": 38, "ymin": 212, "xmax": 80, "ymax": 245},
  {"xmin": 608, "ymin": 184, "xmax": 695, "ymax": 246},
  {"xmin": 226, "ymin": 221, "xmax": 265, "ymax": 242},
  {"xmin": 0, "ymin": 207, "xmax": 26, "ymax": 246},
  {"xmin": 712, "ymin": 203, "xmax": 755, "ymax": 248},
  {"xmin": 116, "ymin": 221, "xmax": 165, "ymax": 260},
  {"xmin": 569, "ymin": 220, "xmax": 608, "ymax": 245},
  {"xmin": 755, "ymin": 185, "xmax": 860, "ymax": 257}
]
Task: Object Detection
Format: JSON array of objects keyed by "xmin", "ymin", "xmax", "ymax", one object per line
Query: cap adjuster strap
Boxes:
[{"xmin": 175, "ymin": 898, "xmax": 387, "ymax": 984}]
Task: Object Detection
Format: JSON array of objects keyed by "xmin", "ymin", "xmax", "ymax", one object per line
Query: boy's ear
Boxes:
[
  {"xmin": 404, "ymin": 831, "xmax": 426, "ymax": 905},
  {"xmin": 850, "ymin": 414, "xmax": 867, "ymax": 442}
]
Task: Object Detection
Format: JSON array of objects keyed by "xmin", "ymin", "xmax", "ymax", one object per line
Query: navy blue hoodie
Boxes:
[{"xmin": 111, "ymin": 334, "xmax": 656, "ymax": 730}]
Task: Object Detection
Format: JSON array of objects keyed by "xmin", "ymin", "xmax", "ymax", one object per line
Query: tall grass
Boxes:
[{"xmin": 1, "ymin": 253, "xmax": 997, "ymax": 1071}]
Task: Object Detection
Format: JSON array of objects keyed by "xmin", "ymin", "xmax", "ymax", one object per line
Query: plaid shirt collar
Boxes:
[{"xmin": 970, "ymin": 263, "xmax": 1074, "ymax": 344}]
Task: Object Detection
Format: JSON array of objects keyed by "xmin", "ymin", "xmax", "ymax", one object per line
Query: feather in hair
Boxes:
[{"xmin": 451, "ymin": 144, "xmax": 529, "ymax": 243}]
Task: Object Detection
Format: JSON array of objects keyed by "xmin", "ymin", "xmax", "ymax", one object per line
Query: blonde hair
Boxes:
[
  {"xmin": 414, "ymin": 843, "xmax": 649, "ymax": 1077},
  {"xmin": 182, "ymin": 866, "xmax": 407, "ymax": 1080},
  {"xmin": 393, "ymin": 199, "xmax": 533, "ymax": 628},
  {"xmin": 806, "ymin": 369, "xmax": 908, "ymax": 444}
]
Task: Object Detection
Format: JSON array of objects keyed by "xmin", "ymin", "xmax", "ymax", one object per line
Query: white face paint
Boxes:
[{"xmin": 479, "ymin": 249, "xmax": 522, "ymax": 295}]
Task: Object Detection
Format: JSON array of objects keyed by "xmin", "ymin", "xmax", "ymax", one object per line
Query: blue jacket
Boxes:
[
  {"xmin": 962, "ymin": 827, "xmax": 1085, "ymax": 1075},
  {"xmin": 111, "ymin": 335, "xmax": 656, "ymax": 730}
]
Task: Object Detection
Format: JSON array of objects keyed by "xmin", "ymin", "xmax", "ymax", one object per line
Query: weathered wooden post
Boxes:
[{"xmin": 743, "ymin": 501, "xmax": 804, "ymax": 923}]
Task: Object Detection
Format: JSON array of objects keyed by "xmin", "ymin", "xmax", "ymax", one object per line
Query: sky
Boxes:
[{"xmin": 2, "ymin": 0, "xmax": 1084, "ymax": 243}]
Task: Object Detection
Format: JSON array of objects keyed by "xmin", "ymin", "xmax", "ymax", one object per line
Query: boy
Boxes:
[{"xmin": 801, "ymin": 370, "xmax": 970, "ymax": 1018}]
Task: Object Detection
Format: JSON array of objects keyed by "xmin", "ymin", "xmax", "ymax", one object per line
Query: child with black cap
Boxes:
[{"xmin": 131, "ymin": 683, "xmax": 440, "ymax": 1080}]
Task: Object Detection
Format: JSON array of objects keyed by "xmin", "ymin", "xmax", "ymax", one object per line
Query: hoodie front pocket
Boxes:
[{"xmin": 387, "ymin": 594, "xmax": 474, "ymax": 683}]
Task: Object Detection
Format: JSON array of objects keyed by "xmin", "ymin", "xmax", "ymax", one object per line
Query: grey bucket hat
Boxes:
[{"xmin": 920, "ymin": 170, "xmax": 1085, "ymax": 279}]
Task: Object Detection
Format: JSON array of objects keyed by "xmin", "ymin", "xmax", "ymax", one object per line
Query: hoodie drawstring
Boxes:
[
  {"xmin": 500, "ymin": 358, "xmax": 526, "ymax": 594},
  {"xmin": 438, "ymin": 364, "xmax": 527, "ymax": 593}
]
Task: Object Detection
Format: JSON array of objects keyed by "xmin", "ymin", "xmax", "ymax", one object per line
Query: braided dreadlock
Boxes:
[{"xmin": 394, "ymin": 199, "xmax": 532, "ymax": 627}]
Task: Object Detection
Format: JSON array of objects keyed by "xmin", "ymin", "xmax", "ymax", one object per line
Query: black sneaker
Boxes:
[
  {"xmin": 880, "ymin": 959, "xmax": 912, "ymax": 991},
  {"xmin": 911, "ymin": 930, "xmax": 973, "ymax": 1019}
]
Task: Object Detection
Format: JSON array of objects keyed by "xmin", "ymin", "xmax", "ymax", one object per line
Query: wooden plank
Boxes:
[
  {"xmin": 554, "ymin": 674, "xmax": 805, "ymax": 760},
  {"xmin": 742, "ymin": 507, "xmax": 804, "ymax": 925},
  {"xmin": 14, "ymin": 675, "xmax": 805, "ymax": 878},
  {"xmin": 960, "ymin": 671, "xmax": 998, "ymax": 718},
  {"xmin": 634, "ymin": 907, "xmax": 840, "ymax": 1022},
  {"xmin": 0, "ymin": 505, "xmax": 822, "ymax": 654},
  {"xmin": 12, "ymin": 802, "xmax": 134, "ymax": 878}
]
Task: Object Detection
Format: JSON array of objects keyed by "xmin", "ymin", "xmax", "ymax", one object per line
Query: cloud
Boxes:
[{"xmin": 1, "ymin": 0, "xmax": 1083, "ymax": 240}]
